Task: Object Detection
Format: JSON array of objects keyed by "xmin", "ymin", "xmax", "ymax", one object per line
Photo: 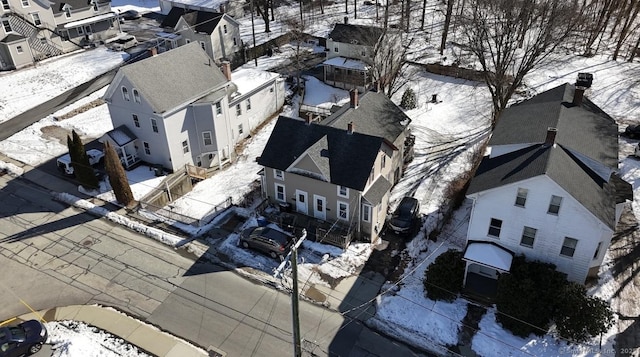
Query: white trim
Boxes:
[
  {"xmin": 362, "ymin": 204, "xmax": 371, "ymax": 223},
  {"xmin": 295, "ymin": 189, "xmax": 308, "ymax": 215},
  {"xmin": 274, "ymin": 183, "xmax": 286, "ymax": 202},
  {"xmin": 273, "ymin": 169, "xmax": 284, "ymax": 180},
  {"xmin": 337, "ymin": 201, "xmax": 349, "ymax": 221},
  {"xmin": 313, "ymin": 195, "xmax": 326, "ymax": 220},
  {"xmin": 337, "ymin": 185, "xmax": 349, "ymax": 198}
]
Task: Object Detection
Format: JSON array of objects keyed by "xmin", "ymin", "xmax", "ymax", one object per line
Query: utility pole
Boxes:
[
  {"xmin": 250, "ymin": 0, "xmax": 258, "ymax": 66},
  {"xmin": 291, "ymin": 244, "xmax": 302, "ymax": 357}
]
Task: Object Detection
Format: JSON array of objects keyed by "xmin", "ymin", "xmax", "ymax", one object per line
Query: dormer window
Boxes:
[
  {"xmin": 31, "ymin": 13, "xmax": 41, "ymax": 26},
  {"xmin": 91, "ymin": 0, "xmax": 98, "ymax": 11},
  {"xmin": 121, "ymin": 87, "xmax": 130, "ymax": 101},
  {"xmin": 21, "ymin": 0, "xmax": 29, "ymax": 7},
  {"xmin": 133, "ymin": 89, "xmax": 140, "ymax": 103},
  {"xmin": 64, "ymin": 7, "xmax": 71, "ymax": 18}
]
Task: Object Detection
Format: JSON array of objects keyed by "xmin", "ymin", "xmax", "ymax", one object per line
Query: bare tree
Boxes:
[
  {"xmin": 255, "ymin": 0, "xmax": 272, "ymax": 32},
  {"xmin": 612, "ymin": 0, "xmax": 640, "ymax": 60},
  {"xmin": 282, "ymin": 16, "xmax": 308, "ymax": 94},
  {"xmin": 371, "ymin": 31, "xmax": 414, "ymax": 97},
  {"xmin": 458, "ymin": 0, "xmax": 582, "ymax": 126},
  {"xmin": 439, "ymin": 0, "xmax": 455, "ymax": 54}
]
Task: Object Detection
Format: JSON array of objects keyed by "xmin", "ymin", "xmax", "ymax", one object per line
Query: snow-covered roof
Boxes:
[
  {"xmin": 463, "ymin": 241, "xmax": 514, "ymax": 272},
  {"xmin": 231, "ymin": 68, "xmax": 279, "ymax": 97},
  {"xmin": 163, "ymin": 0, "xmax": 227, "ymax": 10},
  {"xmin": 155, "ymin": 31, "xmax": 181, "ymax": 40},
  {"xmin": 63, "ymin": 12, "xmax": 117, "ymax": 28},
  {"xmin": 323, "ymin": 57, "xmax": 369, "ymax": 71}
]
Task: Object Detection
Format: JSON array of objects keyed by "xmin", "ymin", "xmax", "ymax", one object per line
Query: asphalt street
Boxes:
[{"xmin": 0, "ymin": 171, "xmax": 425, "ymax": 356}]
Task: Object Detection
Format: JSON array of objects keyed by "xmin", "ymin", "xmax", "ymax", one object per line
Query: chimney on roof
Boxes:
[
  {"xmin": 221, "ymin": 61, "xmax": 232, "ymax": 81},
  {"xmin": 347, "ymin": 121, "xmax": 354, "ymax": 134},
  {"xmin": 148, "ymin": 46, "xmax": 157, "ymax": 57},
  {"xmin": 573, "ymin": 86, "xmax": 586, "ymax": 106},
  {"xmin": 344, "ymin": 16, "xmax": 348, "ymax": 24},
  {"xmin": 349, "ymin": 89, "xmax": 359, "ymax": 108},
  {"xmin": 545, "ymin": 127, "xmax": 557, "ymax": 146}
]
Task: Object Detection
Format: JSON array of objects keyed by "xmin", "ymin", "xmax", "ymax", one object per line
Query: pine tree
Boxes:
[
  {"xmin": 400, "ymin": 88, "xmax": 417, "ymax": 109},
  {"xmin": 104, "ymin": 141, "xmax": 135, "ymax": 207},
  {"xmin": 67, "ymin": 130, "xmax": 99, "ymax": 189}
]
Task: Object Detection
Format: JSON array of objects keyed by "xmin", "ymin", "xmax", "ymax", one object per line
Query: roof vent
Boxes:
[{"xmin": 576, "ymin": 72, "xmax": 593, "ymax": 88}]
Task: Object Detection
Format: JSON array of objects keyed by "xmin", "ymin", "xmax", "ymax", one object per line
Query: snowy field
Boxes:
[{"xmin": 0, "ymin": 0, "xmax": 638, "ymax": 355}]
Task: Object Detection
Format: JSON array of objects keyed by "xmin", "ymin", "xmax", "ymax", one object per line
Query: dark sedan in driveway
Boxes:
[
  {"xmin": 239, "ymin": 227, "xmax": 293, "ymax": 260},
  {"xmin": 0, "ymin": 320, "xmax": 47, "ymax": 357}
]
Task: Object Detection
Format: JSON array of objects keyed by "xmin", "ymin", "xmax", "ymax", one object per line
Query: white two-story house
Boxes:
[
  {"xmin": 463, "ymin": 80, "xmax": 632, "ymax": 288},
  {"xmin": 258, "ymin": 90, "xmax": 411, "ymax": 244},
  {"xmin": 0, "ymin": 0, "xmax": 120, "ymax": 70},
  {"xmin": 157, "ymin": 7, "xmax": 240, "ymax": 64},
  {"xmin": 101, "ymin": 42, "xmax": 284, "ymax": 172}
]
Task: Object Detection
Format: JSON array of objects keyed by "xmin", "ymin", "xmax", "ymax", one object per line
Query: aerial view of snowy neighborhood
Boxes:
[{"xmin": 0, "ymin": 0, "xmax": 639, "ymax": 356}]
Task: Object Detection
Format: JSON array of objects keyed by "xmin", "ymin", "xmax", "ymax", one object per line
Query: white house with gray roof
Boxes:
[
  {"xmin": 101, "ymin": 42, "xmax": 284, "ymax": 172},
  {"xmin": 463, "ymin": 82, "xmax": 632, "ymax": 289},
  {"xmin": 258, "ymin": 90, "xmax": 411, "ymax": 244}
]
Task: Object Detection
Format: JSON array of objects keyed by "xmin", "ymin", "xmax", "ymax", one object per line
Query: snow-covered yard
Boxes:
[{"xmin": 0, "ymin": 0, "xmax": 639, "ymax": 355}]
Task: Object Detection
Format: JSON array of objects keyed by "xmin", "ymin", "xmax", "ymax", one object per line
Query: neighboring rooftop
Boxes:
[
  {"xmin": 323, "ymin": 56, "xmax": 370, "ymax": 70},
  {"xmin": 230, "ymin": 68, "xmax": 280, "ymax": 97},
  {"xmin": 327, "ymin": 23, "xmax": 385, "ymax": 46}
]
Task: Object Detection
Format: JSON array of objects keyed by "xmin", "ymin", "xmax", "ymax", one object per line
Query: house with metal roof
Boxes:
[
  {"xmin": 0, "ymin": 0, "xmax": 120, "ymax": 70},
  {"xmin": 156, "ymin": 7, "xmax": 240, "ymax": 64},
  {"xmin": 463, "ymin": 80, "xmax": 632, "ymax": 290},
  {"xmin": 323, "ymin": 21, "xmax": 390, "ymax": 92},
  {"xmin": 258, "ymin": 90, "xmax": 411, "ymax": 244},
  {"xmin": 158, "ymin": 0, "xmax": 244, "ymax": 19},
  {"xmin": 101, "ymin": 42, "xmax": 285, "ymax": 172}
]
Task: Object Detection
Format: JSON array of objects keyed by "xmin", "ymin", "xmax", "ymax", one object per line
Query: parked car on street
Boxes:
[
  {"xmin": 119, "ymin": 9, "xmax": 141, "ymax": 20},
  {"xmin": 388, "ymin": 196, "xmax": 421, "ymax": 236},
  {"xmin": 107, "ymin": 35, "xmax": 138, "ymax": 51},
  {"xmin": 624, "ymin": 124, "xmax": 640, "ymax": 139},
  {"xmin": 0, "ymin": 319, "xmax": 48, "ymax": 357},
  {"xmin": 239, "ymin": 227, "xmax": 293, "ymax": 260},
  {"xmin": 56, "ymin": 149, "xmax": 104, "ymax": 176}
]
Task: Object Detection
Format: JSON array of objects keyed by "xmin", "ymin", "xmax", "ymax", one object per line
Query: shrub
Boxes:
[
  {"xmin": 423, "ymin": 249, "xmax": 465, "ymax": 302},
  {"xmin": 555, "ymin": 282, "xmax": 614, "ymax": 342},
  {"xmin": 400, "ymin": 88, "xmax": 417, "ymax": 109}
]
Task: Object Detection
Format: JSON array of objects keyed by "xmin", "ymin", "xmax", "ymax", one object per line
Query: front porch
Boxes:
[
  {"xmin": 462, "ymin": 272, "xmax": 498, "ymax": 303},
  {"xmin": 100, "ymin": 125, "xmax": 142, "ymax": 170},
  {"xmin": 462, "ymin": 241, "xmax": 514, "ymax": 301}
]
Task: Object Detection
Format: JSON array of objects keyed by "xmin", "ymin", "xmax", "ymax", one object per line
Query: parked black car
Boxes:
[
  {"xmin": 624, "ymin": 124, "xmax": 640, "ymax": 139},
  {"xmin": 119, "ymin": 9, "xmax": 141, "ymax": 20},
  {"xmin": 239, "ymin": 227, "xmax": 293, "ymax": 260},
  {"xmin": 0, "ymin": 319, "xmax": 47, "ymax": 357},
  {"xmin": 388, "ymin": 197, "xmax": 421, "ymax": 236}
]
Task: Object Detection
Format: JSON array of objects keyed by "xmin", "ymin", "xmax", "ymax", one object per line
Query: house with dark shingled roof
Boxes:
[
  {"xmin": 463, "ymin": 80, "xmax": 632, "ymax": 290},
  {"xmin": 156, "ymin": 7, "xmax": 240, "ymax": 64},
  {"xmin": 258, "ymin": 89, "xmax": 411, "ymax": 244}
]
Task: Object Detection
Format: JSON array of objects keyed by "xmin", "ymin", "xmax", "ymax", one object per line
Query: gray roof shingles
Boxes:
[
  {"xmin": 117, "ymin": 42, "xmax": 228, "ymax": 114},
  {"xmin": 161, "ymin": 8, "xmax": 224, "ymax": 34},
  {"xmin": 328, "ymin": 23, "xmax": 384, "ymax": 47},
  {"xmin": 468, "ymin": 83, "xmax": 629, "ymax": 229},
  {"xmin": 258, "ymin": 117, "xmax": 383, "ymax": 191}
]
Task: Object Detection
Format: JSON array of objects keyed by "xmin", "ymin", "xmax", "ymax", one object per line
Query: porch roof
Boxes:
[
  {"xmin": 103, "ymin": 125, "xmax": 137, "ymax": 146},
  {"xmin": 63, "ymin": 12, "xmax": 116, "ymax": 29},
  {"xmin": 323, "ymin": 56, "xmax": 369, "ymax": 71},
  {"xmin": 463, "ymin": 241, "xmax": 514, "ymax": 272}
]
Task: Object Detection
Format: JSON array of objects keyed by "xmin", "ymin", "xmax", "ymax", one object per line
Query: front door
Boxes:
[
  {"xmin": 295, "ymin": 190, "xmax": 308, "ymax": 215},
  {"xmin": 313, "ymin": 195, "xmax": 326, "ymax": 220}
]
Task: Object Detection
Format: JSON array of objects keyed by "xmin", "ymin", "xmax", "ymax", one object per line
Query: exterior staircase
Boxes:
[{"xmin": 7, "ymin": 12, "xmax": 64, "ymax": 61}]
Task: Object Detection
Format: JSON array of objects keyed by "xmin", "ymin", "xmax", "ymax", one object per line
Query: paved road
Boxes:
[{"xmin": 0, "ymin": 172, "xmax": 424, "ymax": 356}]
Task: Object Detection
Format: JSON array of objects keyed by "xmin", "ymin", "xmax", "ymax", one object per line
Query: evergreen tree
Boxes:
[
  {"xmin": 67, "ymin": 130, "xmax": 98, "ymax": 189},
  {"xmin": 400, "ymin": 88, "xmax": 417, "ymax": 109},
  {"xmin": 555, "ymin": 282, "xmax": 614, "ymax": 342},
  {"xmin": 423, "ymin": 249, "xmax": 465, "ymax": 302},
  {"xmin": 104, "ymin": 141, "xmax": 135, "ymax": 207}
]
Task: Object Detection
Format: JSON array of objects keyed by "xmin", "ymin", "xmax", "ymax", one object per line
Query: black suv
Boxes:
[
  {"xmin": 239, "ymin": 227, "xmax": 293, "ymax": 260},
  {"xmin": 0, "ymin": 320, "xmax": 48, "ymax": 357},
  {"xmin": 388, "ymin": 197, "xmax": 421, "ymax": 236}
]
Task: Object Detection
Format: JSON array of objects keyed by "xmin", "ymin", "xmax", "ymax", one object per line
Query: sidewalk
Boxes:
[{"xmin": 17, "ymin": 305, "xmax": 215, "ymax": 357}]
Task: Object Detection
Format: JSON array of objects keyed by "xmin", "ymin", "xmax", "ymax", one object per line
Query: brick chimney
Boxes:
[
  {"xmin": 347, "ymin": 121, "xmax": 354, "ymax": 134},
  {"xmin": 573, "ymin": 86, "xmax": 586, "ymax": 106},
  {"xmin": 221, "ymin": 61, "xmax": 232, "ymax": 81},
  {"xmin": 148, "ymin": 46, "xmax": 157, "ymax": 57},
  {"xmin": 349, "ymin": 89, "xmax": 358, "ymax": 108},
  {"xmin": 545, "ymin": 127, "xmax": 557, "ymax": 146}
]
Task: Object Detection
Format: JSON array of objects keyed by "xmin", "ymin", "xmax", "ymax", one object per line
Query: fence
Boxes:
[{"xmin": 316, "ymin": 226, "xmax": 352, "ymax": 249}]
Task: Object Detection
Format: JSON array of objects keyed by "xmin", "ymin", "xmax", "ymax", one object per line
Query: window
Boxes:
[
  {"xmin": 133, "ymin": 89, "xmax": 140, "ymax": 103},
  {"xmin": 338, "ymin": 202, "xmax": 349, "ymax": 220},
  {"xmin": 334, "ymin": 47, "xmax": 338, "ymax": 52},
  {"xmin": 270, "ymin": 87, "xmax": 274, "ymax": 93},
  {"xmin": 275, "ymin": 183, "xmax": 285, "ymax": 202},
  {"xmin": 132, "ymin": 114, "xmax": 139, "ymax": 127},
  {"xmin": 76, "ymin": 26, "xmax": 84, "ymax": 35},
  {"xmin": 182, "ymin": 140, "xmax": 189, "ymax": 154},
  {"xmin": 369, "ymin": 168, "xmax": 374, "ymax": 183},
  {"xmin": 92, "ymin": 1, "xmax": 98, "ymax": 11},
  {"xmin": 199, "ymin": 41, "xmax": 205, "ymax": 50},
  {"xmin": 274, "ymin": 169, "xmax": 284, "ymax": 180},
  {"xmin": 16, "ymin": 45, "xmax": 22, "ymax": 53},
  {"xmin": 64, "ymin": 7, "xmax": 71, "ymax": 18},
  {"xmin": 560, "ymin": 237, "xmax": 578, "ymax": 257},
  {"xmin": 143, "ymin": 141, "xmax": 150, "ymax": 155},
  {"xmin": 238, "ymin": 124, "xmax": 243, "ymax": 135},
  {"xmin": 31, "ymin": 13, "xmax": 41, "ymax": 26},
  {"xmin": 150, "ymin": 118, "xmax": 158, "ymax": 133},
  {"xmin": 223, "ymin": 24, "xmax": 227, "ymax": 33},
  {"xmin": 39, "ymin": 37, "xmax": 46, "ymax": 45},
  {"xmin": 361, "ymin": 50, "xmax": 366, "ymax": 56},
  {"xmin": 362, "ymin": 204, "xmax": 371, "ymax": 222},
  {"xmin": 520, "ymin": 226, "xmax": 537, "ymax": 247},
  {"xmin": 121, "ymin": 87, "xmax": 129, "ymax": 101},
  {"xmin": 202, "ymin": 131, "xmax": 212, "ymax": 146},
  {"xmin": 2, "ymin": 19, "xmax": 11, "ymax": 33},
  {"xmin": 233, "ymin": 37, "xmax": 237, "ymax": 46},
  {"xmin": 21, "ymin": 0, "xmax": 29, "ymax": 7},
  {"xmin": 488, "ymin": 218, "xmax": 502, "ymax": 238},
  {"xmin": 1, "ymin": 0, "xmax": 10, "ymax": 10},
  {"xmin": 381, "ymin": 154, "xmax": 386, "ymax": 169},
  {"xmin": 593, "ymin": 242, "xmax": 602, "ymax": 259},
  {"xmin": 337, "ymin": 185, "xmax": 348, "ymax": 198},
  {"xmin": 246, "ymin": 98, "xmax": 251, "ymax": 111},
  {"xmin": 215, "ymin": 101, "xmax": 222, "ymax": 115},
  {"xmin": 515, "ymin": 188, "xmax": 528, "ymax": 207},
  {"xmin": 548, "ymin": 195, "xmax": 562, "ymax": 215},
  {"xmin": 235, "ymin": 103, "xmax": 241, "ymax": 116},
  {"xmin": 316, "ymin": 198, "xmax": 324, "ymax": 212}
]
